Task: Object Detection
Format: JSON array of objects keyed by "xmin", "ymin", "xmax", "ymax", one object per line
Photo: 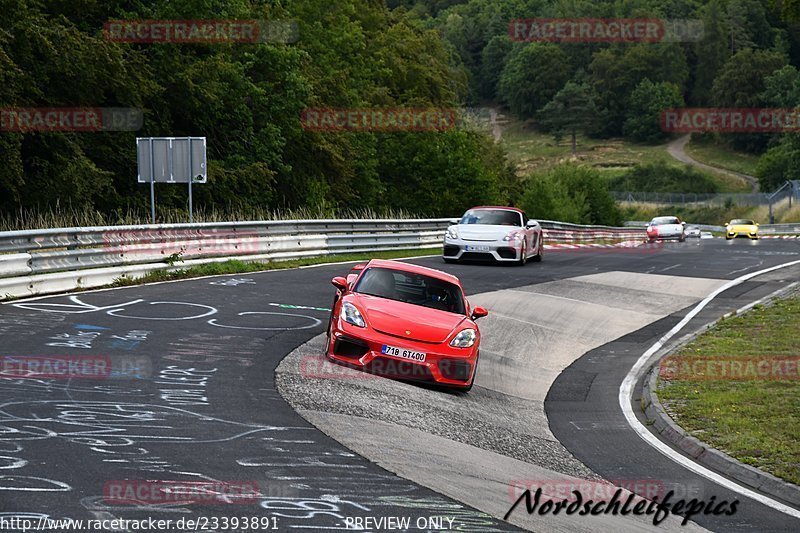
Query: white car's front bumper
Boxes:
[{"xmin": 443, "ymin": 237, "xmax": 523, "ymax": 262}]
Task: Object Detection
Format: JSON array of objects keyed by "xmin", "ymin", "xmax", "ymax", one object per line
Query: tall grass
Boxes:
[
  {"xmin": 0, "ymin": 204, "xmax": 425, "ymax": 232},
  {"xmin": 777, "ymin": 204, "xmax": 800, "ymax": 223},
  {"xmin": 618, "ymin": 196, "xmax": 800, "ymax": 225}
]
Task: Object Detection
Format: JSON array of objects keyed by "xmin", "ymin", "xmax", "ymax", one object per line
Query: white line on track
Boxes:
[{"xmin": 619, "ymin": 258, "xmax": 800, "ymax": 519}]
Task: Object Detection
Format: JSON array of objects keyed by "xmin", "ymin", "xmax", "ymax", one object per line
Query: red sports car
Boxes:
[{"xmin": 325, "ymin": 259, "xmax": 488, "ymax": 391}]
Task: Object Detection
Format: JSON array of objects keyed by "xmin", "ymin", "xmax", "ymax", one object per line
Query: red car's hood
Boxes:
[{"xmin": 350, "ymin": 294, "xmax": 469, "ymax": 343}]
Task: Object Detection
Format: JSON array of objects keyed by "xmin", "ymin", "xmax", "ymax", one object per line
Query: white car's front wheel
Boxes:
[
  {"xmin": 532, "ymin": 237, "xmax": 543, "ymax": 262},
  {"xmin": 516, "ymin": 243, "xmax": 527, "ymax": 266}
]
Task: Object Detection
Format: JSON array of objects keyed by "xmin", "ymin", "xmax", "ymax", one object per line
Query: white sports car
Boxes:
[
  {"xmin": 443, "ymin": 206, "xmax": 543, "ymax": 265},
  {"xmin": 646, "ymin": 216, "xmax": 686, "ymax": 242},
  {"xmin": 685, "ymin": 225, "xmax": 701, "ymax": 238}
]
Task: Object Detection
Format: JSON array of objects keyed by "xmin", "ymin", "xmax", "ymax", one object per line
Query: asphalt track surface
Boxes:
[{"xmin": 0, "ymin": 237, "xmax": 798, "ymax": 532}]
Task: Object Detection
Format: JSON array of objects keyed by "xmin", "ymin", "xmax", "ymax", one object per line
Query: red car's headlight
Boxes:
[
  {"xmin": 450, "ymin": 328, "xmax": 476, "ymax": 348},
  {"xmin": 341, "ymin": 302, "xmax": 366, "ymax": 328}
]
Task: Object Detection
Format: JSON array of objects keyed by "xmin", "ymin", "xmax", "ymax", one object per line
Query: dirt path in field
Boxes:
[
  {"xmin": 489, "ymin": 108, "xmax": 502, "ymax": 141},
  {"xmin": 667, "ymin": 133, "xmax": 759, "ymax": 193}
]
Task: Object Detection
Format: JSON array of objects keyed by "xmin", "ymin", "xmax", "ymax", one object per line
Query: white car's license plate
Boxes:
[
  {"xmin": 381, "ymin": 345, "xmax": 426, "ymax": 362},
  {"xmin": 465, "ymin": 245, "xmax": 490, "ymax": 252}
]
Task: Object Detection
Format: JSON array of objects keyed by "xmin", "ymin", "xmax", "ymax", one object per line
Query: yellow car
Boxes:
[{"xmin": 725, "ymin": 219, "xmax": 759, "ymax": 240}]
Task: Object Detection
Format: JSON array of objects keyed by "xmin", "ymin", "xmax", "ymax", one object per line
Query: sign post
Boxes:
[
  {"xmin": 188, "ymin": 137, "xmax": 193, "ymax": 222},
  {"xmin": 137, "ymin": 137, "xmax": 207, "ymax": 223}
]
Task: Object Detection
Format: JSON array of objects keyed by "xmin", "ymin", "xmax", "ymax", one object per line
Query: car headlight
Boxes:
[
  {"xmin": 502, "ymin": 231, "xmax": 521, "ymax": 241},
  {"xmin": 450, "ymin": 328, "xmax": 476, "ymax": 348},
  {"xmin": 341, "ymin": 302, "xmax": 366, "ymax": 328},
  {"xmin": 446, "ymin": 227, "xmax": 459, "ymax": 239}
]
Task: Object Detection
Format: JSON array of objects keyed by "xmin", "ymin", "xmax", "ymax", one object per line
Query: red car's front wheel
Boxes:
[{"xmin": 454, "ymin": 352, "xmax": 479, "ymax": 392}]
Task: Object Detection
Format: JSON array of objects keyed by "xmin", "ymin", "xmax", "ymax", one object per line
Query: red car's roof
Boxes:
[
  {"xmin": 363, "ymin": 259, "xmax": 461, "ymax": 285},
  {"xmin": 468, "ymin": 205, "xmax": 523, "ymax": 213}
]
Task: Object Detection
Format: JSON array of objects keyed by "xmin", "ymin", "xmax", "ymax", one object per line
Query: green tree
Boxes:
[
  {"xmin": 756, "ymin": 139, "xmax": 800, "ymax": 191},
  {"xmin": 712, "ymin": 48, "xmax": 787, "ymax": 152},
  {"xmin": 623, "ymin": 79, "xmax": 684, "ymax": 143},
  {"xmin": 377, "ymin": 129, "xmax": 512, "ymax": 216},
  {"xmin": 479, "ymin": 34, "xmax": 512, "ymax": 100},
  {"xmin": 589, "ymin": 43, "xmax": 689, "ymax": 137},
  {"xmin": 761, "ymin": 65, "xmax": 800, "ymax": 107},
  {"xmin": 691, "ymin": 0, "xmax": 729, "ymax": 104},
  {"xmin": 725, "ymin": 0, "xmax": 774, "ymax": 53},
  {"xmin": 712, "ymin": 49, "xmax": 787, "ymax": 107},
  {"xmin": 768, "ymin": 0, "xmax": 800, "ymax": 23},
  {"xmin": 537, "ymin": 80, "xmax": 600, "ymax": 153},
  {"xmin": 498, "ymin": 43, "xmax": 572, "ymax": 120}
]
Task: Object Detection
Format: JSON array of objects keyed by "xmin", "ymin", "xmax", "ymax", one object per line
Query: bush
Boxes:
[
  {"xmin": 610, "ymin": 161, "xmax": 719, "ymax": 193},
  {"xmin": 756, "ymin": 138, "xmax": 800, "ymax": 192},
  {"xmin": 521, "ymin": 164, "xmax": 622, "ymax": 225}
]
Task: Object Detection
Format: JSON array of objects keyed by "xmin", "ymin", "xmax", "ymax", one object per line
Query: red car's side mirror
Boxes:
[
  {"xmin": 331, "ymin": 276, "xmax": 348, "ymax": 292},
  {"xmin": 471, "ymin": 306, "xmax": 488, "ymax": 320}
]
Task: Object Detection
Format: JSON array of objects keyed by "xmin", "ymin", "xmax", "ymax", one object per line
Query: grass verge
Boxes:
[
  {"xmin": 684, "ymin": 136, "xmax": 760, "ymax": 177},
  {"xmin": 110, "ymin": 248, "xmax": 442, "ymax": 288},
  {"xmin": 499, "ymin": 117, "xmax": 745, "ymax": 193},
  {"xmin": 656, "ymin": 292, "xmax": 800, "ymax": 485}
]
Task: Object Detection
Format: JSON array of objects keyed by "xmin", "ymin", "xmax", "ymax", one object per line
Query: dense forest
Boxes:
[{"xmin": 1, "ymin": 0, "xmax": 799, "ymax": 225}]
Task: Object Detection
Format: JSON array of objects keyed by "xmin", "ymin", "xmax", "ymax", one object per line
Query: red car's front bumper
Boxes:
[{"xmin": 326, "ymin": 319, "xmax": 478, "ymax": 388}]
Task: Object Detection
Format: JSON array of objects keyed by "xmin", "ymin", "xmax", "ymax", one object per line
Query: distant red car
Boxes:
[{"xmin": 325, "ymin": 259, "xmax": 488, "ymax": 391}]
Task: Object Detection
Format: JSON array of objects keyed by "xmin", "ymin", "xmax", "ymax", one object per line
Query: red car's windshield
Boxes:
[{"xmin": 354, "ymin": 267, "xmax": 466, "ymax": 315}]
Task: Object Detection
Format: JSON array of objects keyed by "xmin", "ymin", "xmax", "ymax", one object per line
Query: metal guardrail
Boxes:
[
  {"xmin": 0, "ymin": 218, "xmax": 644, "ymax": 300},
  {"xmin": 759, "ymin": 223, "xmax": 800, "ymax": 234}
]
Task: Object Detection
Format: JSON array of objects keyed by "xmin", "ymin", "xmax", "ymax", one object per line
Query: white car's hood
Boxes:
[
  {"xmin": 650, "ymin": 223, "xmax": 683, "ymax": 235},
  {"xmin": 456, "ymin": 224, "xmax": 519, "ymax": 242}
]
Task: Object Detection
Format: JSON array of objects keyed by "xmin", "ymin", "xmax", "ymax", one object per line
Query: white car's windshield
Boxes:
[
  {"xmin": 651, "ymin": 217, "xmax": 680, "ymax": 225},
  {"xmin": 460, "ymin": 209, "xmax": 522, "ymax": 227}
]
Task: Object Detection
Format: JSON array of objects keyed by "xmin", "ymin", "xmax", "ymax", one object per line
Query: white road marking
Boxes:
[{"xmin": 619, "ymin": 258, "xmax": 800, "ymax": 519}]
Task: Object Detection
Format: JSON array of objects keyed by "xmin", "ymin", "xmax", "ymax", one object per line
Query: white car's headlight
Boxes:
[
  {"xmin": 502, "ymin": 231, "xmax": 521, "ymax": 242},
  {"xmin": 446, "ymin": 227, "xmax": 459, "ymax": 239},
  {"xmin": 341, "ymin": 302, "xmax": 366, "ymax": 328},
  {"xmin": 450, "ymin": 328, "xmax": 476, "ymax": 348}
]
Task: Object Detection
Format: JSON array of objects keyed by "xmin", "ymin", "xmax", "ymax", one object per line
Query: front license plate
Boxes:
[
  {"xmin": 465, "ymin": 245, "xmax": 490, "ymax": 252},
  {"xmin": 381, "ymin": 345, "xmax": 426, "ymax": 362}
]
